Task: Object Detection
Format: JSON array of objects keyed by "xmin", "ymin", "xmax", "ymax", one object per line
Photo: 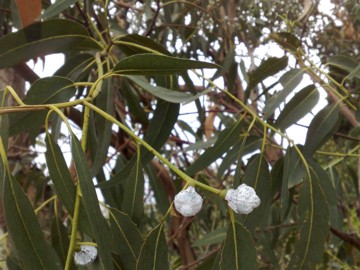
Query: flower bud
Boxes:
[
  {"xmin": 225, "ymin": 184, "xmax": 260, "ymax": 214},
  {"xmin": 74, "ymin": 245, "xmax": 98, "ymax": 266},
  {"xmin": 174, "ymin": 186, "xmax": 203, "ymax": 217}
]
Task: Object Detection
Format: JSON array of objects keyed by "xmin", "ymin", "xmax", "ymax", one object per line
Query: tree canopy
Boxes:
[{"xmin": 0, "ymin": 0, "xmax": 359, "ymax": 269}]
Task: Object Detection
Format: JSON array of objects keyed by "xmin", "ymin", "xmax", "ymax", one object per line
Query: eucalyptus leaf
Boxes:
[
  {"xmin": 186, "ymin": 119, "xmax": 243, "ymax": 176},
  {"xmin": 0, "ymin": 19, "xmax": 101, "ymax": 68},
  {"xmin": 246, "ymin": 56, "xmax": 288, "ymax": 94},
  {"xmin": 288, "ymin": 169, "xmax": 330, "ymax": 269},
  {"xmin": 71, "ymin": 135, "xmax": 114, "ymax": 270},
  {"xmin": 122, "ymin": 161, "xmax": 145, "ymax": 224},
  {"xmin": 275, "ymin": 85, "xmax": 319, "ymax": 131},
  {"xmin": 217, "ymin": 222, "xmax": 258, "ymax": 270},
  {"xmin": 113, "ymin": 53, "xmax": 219, "ymax": 75},
  {"xmin": 243, "ymin": 155, "xmax": 271, "ymax": 231},
  {"xmin": 110, "ymin": 208, "xmax": 143, "ymax": 270},
  {"xmin": 42, "ymin": 0, "xmax": 77, "ymax": 19},
  {"xmin": 4, "ymin": 172, "xmax": 62, "ymax": 269},
  {"xmin": 9, "ymin": 76, "xmax": 76, "ymax": 136},
  {"xmin": 305, "ymin": 104, "xmax": 340, "ymax": 156},
  {"xmin": 137, "ymin": 224, "xmax": 169, "ymax": 270}
]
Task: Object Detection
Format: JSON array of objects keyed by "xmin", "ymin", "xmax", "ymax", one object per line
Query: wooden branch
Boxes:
[{"xmin": 330, "ymin": 227, "xmax": 360, "ymax": 251}]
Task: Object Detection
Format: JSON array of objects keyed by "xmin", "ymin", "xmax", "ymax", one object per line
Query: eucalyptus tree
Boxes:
[{"xmin": 0, "ymin": 0, "xmax": 359, "ymax": 269}]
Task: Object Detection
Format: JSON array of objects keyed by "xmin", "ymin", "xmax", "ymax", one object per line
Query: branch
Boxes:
[{"xmin": 330, "ymin": 227, "xmax": 360, "ymax": 251}]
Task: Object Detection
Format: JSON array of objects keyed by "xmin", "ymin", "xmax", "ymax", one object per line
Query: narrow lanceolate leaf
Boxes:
[
  {"xmin": 9, "ymin": 76, "xmax": 76, "ymax": 136},
  {"xmin": 42, "ymin": 0, "xmax": 77, "ymax": 19},
  {"xmin": 246, "ymin": 56, "xmax": 288, "ymax": 93},
  {"xmin": 186, "ymin": 119, "xmax": 243, "ymax": 176},
  {"xmin": 192, "ymin": 227, "xmax": 227, "ymax": 247},
  {"xmin": 54, "ymin": 53, "xmax": 95, "ymax": 81},
  {"xmin": 45, "ymin": 135, "xmax": 75, "ymax": 213},
  {"xmin": 217, "ymin": 222, "xmax": 258, "ymax": 270},
  {"xmin": 4, "ymin": 172, "xmax": 61, "ymax": 269},
  {"xmin": 145, "ymin": 164, "xmax": 170, "ymax": 216},
  {"xmin": 0, "ymin": 19, "xmax": 101, "ymax": 68},
  {"xmin": 311, "ymin": 162, "xmax": 339, "ymax": 229},
  {"xmin": 243, "ymin": 155, "xmax": 271, "ymax": 231},
  {"xmin": 280, "ymin": 147, "xmax": 304, "ymax": 219},
  {"xmin": 122, "ymin": 162, "xmax": 144, "ymax": 224},
  {"xmin": 305, "ymin": 104, "xmax": 340, "ymax": 156},
  {"xmin": 137, "ymin": 224, "xmax": 169, "ymax": 270},
  {"xmin": 45, "ymin": 134, "xmax": 92, "ymax": 235},
  {"xmin": 288, "ymin": 169, "xmax": 330, "ymax": 269},
  {"xmin": 99, "ymin": 101, "xmax": 179, "ymax": 188},
  {"xmin": 327, "ymin": 55, "xmax": 359, "ymax": 78},
  {"xmin": 71, "ymin": 136, "xmax": 114, "ymax": 270},
  {"xmin": 110, "ymin": 209, "xmax": 144, "ymax": 270},
  {"xmin": 91, "ymin": 79, "xmax": 114, "ymax": 176},
  {"xmin": 116, "ymin": 34, "xmax": 172, "ymax": 56},
  {"xmin": 113, "ymin": 53, "xmax": 220, "ymax": 75},
  {"xmin": 275, "ymin": 85, "xmax": 319, "ymax": 131},
  {"xmin": 264, "ymin": 69, "xmax": 304, "ymax": 119},
  {"xmin": 51, "ymin": 217, "xmax": 71, "ymax": 267},
  {"xmin": 126, "ymin": 75, "xmax": 194, "ymax": 103}
]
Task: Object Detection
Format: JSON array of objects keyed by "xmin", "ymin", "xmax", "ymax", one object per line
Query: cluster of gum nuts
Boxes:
[{"xmin": 174, "ymin": 183, "xmax": 261, "ymax": 217}]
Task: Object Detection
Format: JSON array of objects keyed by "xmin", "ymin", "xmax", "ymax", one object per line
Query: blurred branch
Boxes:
[{"xmin": 330, "ymin": 227, "xmax": 360, "ymax": 251}]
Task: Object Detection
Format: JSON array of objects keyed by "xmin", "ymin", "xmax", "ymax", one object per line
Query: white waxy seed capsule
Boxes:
[
  {"xmin": 225, "ymin": 184, "xmax": 260, "ymax": 214},
  {"xmin": 74, "ymin": 245, "xmax": 98, "ymax": 266},
  {"xmin": 174, "ymin": 186, "xmax": 203, "ymax": 217}
]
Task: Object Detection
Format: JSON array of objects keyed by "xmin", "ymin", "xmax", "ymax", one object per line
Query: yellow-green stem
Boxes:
[
  {"xmin": 64, "ymin": 184, "xmax": 82, "ymax": 270},
  {"xmin": 83, "ymin": 100, "xmax": 221, "ymax": 195}
]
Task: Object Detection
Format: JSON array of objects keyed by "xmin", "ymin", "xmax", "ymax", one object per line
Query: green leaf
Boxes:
[
  {"xmin": 186, "ymin": 119, "xmax": 243, "ymax": 176},
  {"xmin": 311, "ymin": 162, "xmax": 339, "ymax": 228},
  {"xmin": 280, "ymin": 146, "xmax": 306, "ymax": 219},
  {"xmin": 9, "ymin": 76, "xmax": 76, "ymax": 136},
  {"xmin": 126, "ymin": 75, "xmax": 194, "ymax": 103},
  {"xmin": 109, "ymin": 208, "xmax": 143, "ymax": 270},
  {"xmin": 218, "ymin": 136, "xmax": 261, "ymax": 177},
  {"xmin": 145, "ymin": 164, "xmax": 170, "ymax": 215},
  {"xmin": 275, "ymin": 85, "xmax": 319, "ymax": 131},
  {"xmin": 45, "ymin": 134, "xmax": 92, "ymax": 235},
  {"xmin": 122, "ymin": 79, "xmax": 149, "ymax": 125},
  {"xmin": 270, "ymin": 32, "xmax": 302, "ymax": 52},
  {"xmin": 137, "ymin": 224, "xmax": 169, "ymax": 270},
  {"xmin": 243, "ymin": 155, "xmax": 271, "ymax": 231},
  {"xmin": 192, "ymin": 227, "xmax": 227, "ymax": 247},
  {"xmin": 51, "ymin": 217, "xmax": 71, "ymax": 268},
  {"xmin": 327, "ymin": 55, "xmax": 359, "ymax": 78},
  {"xmin": 45, "ymin": 135, "xmax": 75, "ymax": 213},
  {"xmin": 245, "ymin": 56, "xmax": 288, "ymax": 93},
  {"xmin": 42, "ymin": 0, "xmax": 77, "ymax": 19},
  {"xmin": 122, "ymin": 161, "xmax": 144, "ymax": 224},
  {"xmin": 304, "ymin": 104, "xmax": 340, "ymax": 156},
  {"xmin": 54, "ymin": 53, "xmax": 95, "ymax": 81},
  {"xmin": 71, "ymin": 136, "xmax": 114, "ymax": 270},
  {"xmin": 116, "ymin": 34, "xmax": 172, "ymax": 56},
  {"xmin": 113, "ymin": 53, "xmax": 219, "ymax": 75},
  {"xmin": 90, "ymin": 79, "xmax": 114, "ymax": 176},
  {"xmin": 264, "ymin": 69, "xmax": 304, "ymax": 119},
  {"xmin": 4, "ymin": 173, "xmax": 62, "ymax": 269},
  {"xmin": 99, "ymin": 101, "xmax": 179, "ymax": 188},
  {"xmin": 288, "ymin": 169, "xmax": 330, "ymax": 269},
  {"xmin": 217, "ymin": 222, "xmax": 258, "ymax": 270},
  {"xmin": 0, "ymin": 19, "xmax": 101, "ymax": 68}
]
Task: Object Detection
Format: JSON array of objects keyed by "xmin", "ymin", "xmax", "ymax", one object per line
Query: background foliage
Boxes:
[{"xmin": 0, "ymin": 0, "xmax": 360, "ymax": 269}]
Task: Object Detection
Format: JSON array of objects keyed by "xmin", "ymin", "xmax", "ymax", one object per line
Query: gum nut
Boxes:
[
  {"xmin": 225, "ymin": 184, "xmax": 260, "ymax": 214},
  {"xmin": 174, "ymin": 186, "xmax": 203, "ymax": 217},
  {"xmin": 74, "ymin": 245, "xmax": 98, "ymax": 266}
]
